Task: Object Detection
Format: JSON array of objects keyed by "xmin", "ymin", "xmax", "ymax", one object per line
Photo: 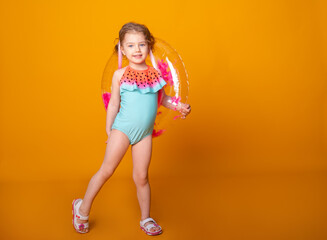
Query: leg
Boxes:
[
  {"xmin": 131, "ymin": 134, "xmax": 161, "ymax": 233},
  {"xmin": 76, "ymin": 129, "xmax": 130, "ymax": 232}
]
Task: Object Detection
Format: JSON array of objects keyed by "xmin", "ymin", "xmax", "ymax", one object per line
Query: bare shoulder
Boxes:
[{"xmin": 112, "ymin": 67, "xmax": 127, "ymax": 84}]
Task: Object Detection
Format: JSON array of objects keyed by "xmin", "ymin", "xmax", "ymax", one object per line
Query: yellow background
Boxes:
[{"xmin": 0, "ymin": 0, "xmax": 326, "ymax": 239}]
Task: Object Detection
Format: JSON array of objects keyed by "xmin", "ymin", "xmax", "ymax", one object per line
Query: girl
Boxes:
[{"xmin": 72, "ymin": 22, "xmax": 191, "ymax": 235}]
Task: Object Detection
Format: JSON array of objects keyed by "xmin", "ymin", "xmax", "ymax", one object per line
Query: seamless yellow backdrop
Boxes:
[{"xmin": 0, "ymin": 0, "xmax": 326, "ymax": 239}]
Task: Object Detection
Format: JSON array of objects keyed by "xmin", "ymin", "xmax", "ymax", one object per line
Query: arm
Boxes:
[
  {"xmin": 105, "ymin": 71, "xmax": 121, "ymax": 135},
  {"xmin": 160, "ymin": 88, "xmax": 191, "ymax": 119}
]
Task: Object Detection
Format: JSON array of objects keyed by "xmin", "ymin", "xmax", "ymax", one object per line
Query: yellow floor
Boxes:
[{"xmin": 1, "ymin": 172, "xmax": 326, "ymax": 240}]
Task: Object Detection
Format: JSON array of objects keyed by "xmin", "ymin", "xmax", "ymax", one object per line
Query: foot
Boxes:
[
  {"xmin": 76, "ymin": 207, "xmax": 89, "ymax": 233},
  {"xmin": 72, "ymin": 199, "xmax": 89, "ymax": 233},
  {"xmin": 140, "ymin": 217, "xmax": 162, "ymax": 235},
  {"xmin": 144, "ymin": 220, "xmax": 160, "ymax": 233}
]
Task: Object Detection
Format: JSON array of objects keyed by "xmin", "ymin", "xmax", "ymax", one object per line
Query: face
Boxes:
[{"xmin": 121, "ymin": 31, "xmax": 149, "ymax": 65}]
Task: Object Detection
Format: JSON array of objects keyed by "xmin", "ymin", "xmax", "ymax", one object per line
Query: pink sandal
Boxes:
[
  {"xmin": 72, "ymin": 199, "xmax": 89, "ymax": 233},
  {"xmin": 140, "ymin": 217, "xmax": 163, "ymax": 235}
]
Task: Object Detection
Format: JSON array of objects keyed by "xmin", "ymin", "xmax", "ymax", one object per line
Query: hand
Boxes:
[
  {"xmin": 105, "ymin": 129, "xmax": 111, "ymax": 144},
  {"xmin": 178, "ymin": 103, "xmax": 191, "ymax": 119}
]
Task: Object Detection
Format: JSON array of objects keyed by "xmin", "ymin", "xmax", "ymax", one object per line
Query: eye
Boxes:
[
  {"xmin": 140, "ymin": 44, "xmax": 145, "ymax": 47},
  {"xmin": 128, "ymin": 45, "xmax": 133, "ymax": 47}
]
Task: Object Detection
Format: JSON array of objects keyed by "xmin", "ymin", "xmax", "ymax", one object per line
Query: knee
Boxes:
[
  {"xmin": 133, "ymin": 172, "xmax": 149, "ymax": 187},
  {"xmin": 98, "ymin": 167, "xmax": 115, "ymax": 181}
]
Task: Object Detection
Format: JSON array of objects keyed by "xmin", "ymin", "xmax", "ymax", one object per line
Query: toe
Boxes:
[
  {"xmin": 150, "ymin": 226, "xmax": 158, "ymax": 232},
  {"xmin": 144, "ymin": 221, "xmax": 161, "ymax": 233},
  {"xmin": 149, "ymin": 222, "xmax": 159, "ymax": 232}
]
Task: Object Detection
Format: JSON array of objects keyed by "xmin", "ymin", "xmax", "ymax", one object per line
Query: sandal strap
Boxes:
[
  {"xmin": 140, "ymin": 217, "xmax": 156, "ymax": 226},
  {"xmin": 140, "ymin": 217, "xmax": 162, "ymax": 232},
  {"xmin": 75, "ymin": 221, "xmax": 89, "ymax": 232},
  {"xmin": 76, "ymin": 214, "xmax": 89, "ymax": 221},
  {"xmin": 144, "ymin": 223, "xmax": 156, "ymax": 231},
  {"xmin": 74, "ymin": 199, "xmax": 89, "ymax": 220},
  {"xmin": 76, "ymin": 222, "xmax": 89, "ymax": 229}
]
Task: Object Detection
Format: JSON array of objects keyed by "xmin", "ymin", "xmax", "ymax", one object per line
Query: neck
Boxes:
[{"xmin": 129, "ymin": 62, "xmax": 148, "ymax": 70}]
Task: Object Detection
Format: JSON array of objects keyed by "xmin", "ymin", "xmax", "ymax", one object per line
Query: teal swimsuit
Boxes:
[{"xmin": 111, "ymin": 65, "xmax": 166, "ymax": 145}]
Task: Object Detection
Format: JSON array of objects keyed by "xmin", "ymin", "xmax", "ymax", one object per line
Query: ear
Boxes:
[{"xmin": 119, "ymin": 43, "xmax": 125, "ymax": 55}]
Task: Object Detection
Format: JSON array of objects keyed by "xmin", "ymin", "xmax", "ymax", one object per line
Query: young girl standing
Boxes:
[{"xmin": 72, "ymin": 22, "xmax": 191, "ymax": 235}]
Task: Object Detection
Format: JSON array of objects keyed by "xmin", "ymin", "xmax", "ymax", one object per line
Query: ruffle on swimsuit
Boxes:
[{"xmin": 120, "ymin": 65, "xmax": 167, "ymax": 93}]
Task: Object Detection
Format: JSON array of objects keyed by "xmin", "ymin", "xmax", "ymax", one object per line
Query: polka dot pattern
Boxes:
[{"xmin": 120, "ymin": 65, "xmax": 167, "ymax": 94}]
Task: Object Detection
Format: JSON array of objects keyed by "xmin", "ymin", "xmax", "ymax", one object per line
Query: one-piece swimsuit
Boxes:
[{"xmin": 111, "ymin": 65, "xmax": 166, "ymax": 145}]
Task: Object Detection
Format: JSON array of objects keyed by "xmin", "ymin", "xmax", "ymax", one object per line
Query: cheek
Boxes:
[{"xmin": 144, "ymin": 47, "xmax": 150, "ymax": 54}]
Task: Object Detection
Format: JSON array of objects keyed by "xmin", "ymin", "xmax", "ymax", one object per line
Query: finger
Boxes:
[{"xmin": 182, "ymin": 109, "xmax": 189, "ymax": 114}]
